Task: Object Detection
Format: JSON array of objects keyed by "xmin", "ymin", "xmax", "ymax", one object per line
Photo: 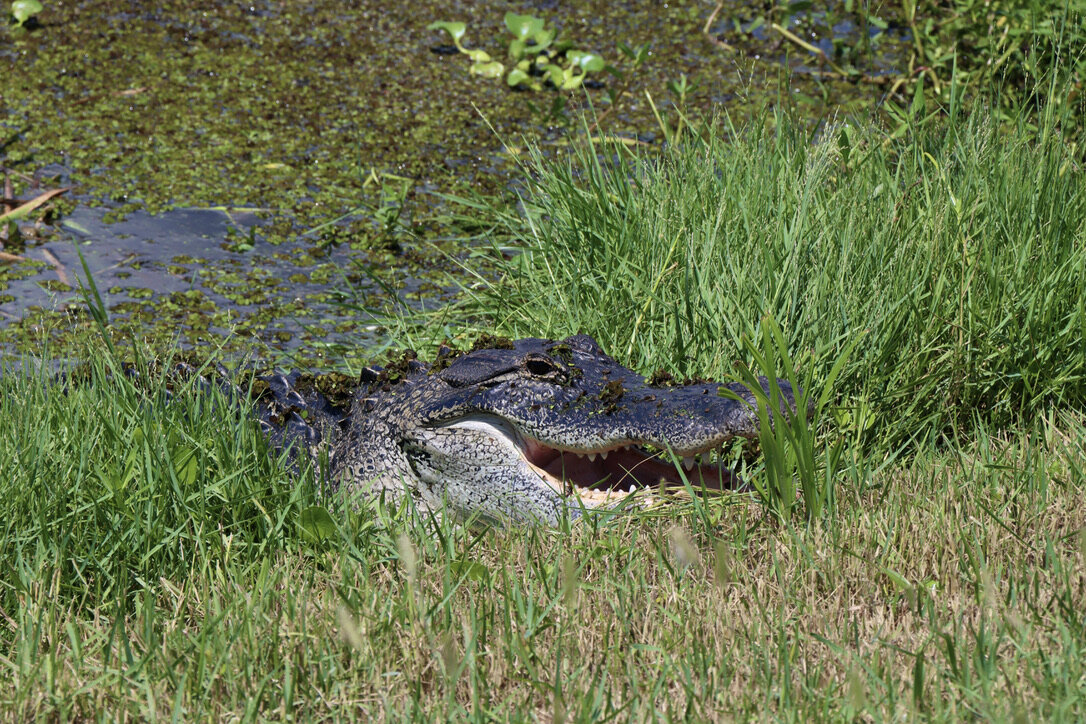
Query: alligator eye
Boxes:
[{"xmin": 524, "ymin": 355, "xmax": 559, "ymax": 377}]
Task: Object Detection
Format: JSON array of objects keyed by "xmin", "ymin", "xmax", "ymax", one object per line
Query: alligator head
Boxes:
[{"xmin": 305, "ymin": 334, "xmax": 808, "ymax": 526}]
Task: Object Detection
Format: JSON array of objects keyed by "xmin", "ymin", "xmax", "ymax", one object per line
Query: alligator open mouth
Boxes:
[
  {"xmin": 522, "ymin": 438, "xmax": 735, "ymax": 495},
  {"xmin": 442, "ymin": 415, "xmax": 735, "ymax": 502}
]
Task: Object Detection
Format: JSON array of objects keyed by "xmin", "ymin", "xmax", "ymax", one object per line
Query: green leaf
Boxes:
[
  {"xmin": 470, "ymin": 60, "xmax": 505, "ymax": 78},
  {"xmin": 509, "ymin": 38, "xmax": 526, "ymax": 60},
  {"xmin": 568, "ymin": 51, "xmax": 605, "ymax": 72},
  {"xmin": 582, "ymin": 55, "xmax": 605, "ymax": 72},
  {"xmin": 543, "ymin": 63, "xmax": 564, "ymax": 86},
  {"xmin": 62, "ymin": 219, "xmax": 92, "ymax": 235},
  {"xmin": 1, "ymin": 562, "xmax": 26, "ymax": 594},
  {"xmin": 530, "ymin": 29, "xmax": 555, "ymax": 51},
  {"xmin": 174, "ymin": 447, "xmax": 199, "ymax": 487},
  {"xmin": 837, "ymin": 126, "xmax": 852, "ymax": 165},
  {"xmin": 504, "ymin": 12, "xmax": 544, "ymax": 41},
  {"xmin": 561, "ymin": 73, "xmax": 585, "ymax": 90},
  {"xmin": 913, "ymin": 646, "xmax": 926, "ymax": 710},
  {"xmin": 11, "ymin": 0, "xmax": 42, "ymax": 25},
  {"xmin": 882, "ymin": 567, "xmax": 912, "ymax": 592},
  {"xmin": 426, "ymin": 21, "xmax": 466, "ymax": 44},
  {"xmin": 507, "ymin": 68, "xmax": 530, "ymax": 87},
  {"xmin": 465, "ymin": 48, "xmax": 491, "ymax": 63},
  {"xmin": 298, "ymin": 506, "xmax": 337, "ymax": 544},
  {"xmin": 910, "ymin": 75, "xmax": 926, "ymax": 119},
  {"xmin": 450, "ymin": 559, "xmax": 491, "ymax": 583}
]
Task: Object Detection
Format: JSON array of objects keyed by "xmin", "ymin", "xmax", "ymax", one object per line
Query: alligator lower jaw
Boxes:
[{"xmin": 522, "ymin": 439, "xmax": 735, "ymax": 496}]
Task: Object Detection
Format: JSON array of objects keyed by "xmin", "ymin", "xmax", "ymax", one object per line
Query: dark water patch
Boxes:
[
  {"xmin": 0, "ymin": 202, "xmax": 459, "ymax": 369},
  {"xmin": 709, "ymin": 0, "xmax": 911, "ymax": 79}
]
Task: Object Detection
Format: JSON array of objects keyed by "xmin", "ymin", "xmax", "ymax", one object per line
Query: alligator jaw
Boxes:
[
  {"xmin": 526, "ymin": 441, "xmax": 736, "ymax": 494},
  {"xmin": 446, "ymin": 414, "xmax": 737, "ymax": 502}
]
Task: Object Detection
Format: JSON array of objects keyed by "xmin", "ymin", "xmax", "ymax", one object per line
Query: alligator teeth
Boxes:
[
  {"xmin": 600, "ymin": 450, "xmax": 609, "ymax": 460},
  {"xmin": 683, "ymin": 456, "xmax": 696, "ymax": 470},
  {"xmin": 587, "ymin": 453, "xmax": 597, "ymax": 462}
]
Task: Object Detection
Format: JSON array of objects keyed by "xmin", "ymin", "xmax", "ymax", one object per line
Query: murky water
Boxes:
[{"xmin": 1, "ymin": 0, "xmax": 913, "ymax": 365}]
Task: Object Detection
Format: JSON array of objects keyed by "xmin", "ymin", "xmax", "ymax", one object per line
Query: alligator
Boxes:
[{"xmin": 248, "ymin": 334, "xmax": 808, "ymax": 526}]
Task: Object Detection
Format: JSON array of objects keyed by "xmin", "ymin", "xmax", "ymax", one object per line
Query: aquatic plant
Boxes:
[
  {"xmin": 8, "ymin": 0, "xmax": 41, "ymax": 27},
  {"xmin": 428, "ymin": 12, "xmax": 605, "ymax": 91},
  {"xmin": 711, "ymin": 0, "xmax": 1086, "ymax": 141},
  {"xmin": 425, "ymin": 21, "xmax": 504, "ymax": 78}
]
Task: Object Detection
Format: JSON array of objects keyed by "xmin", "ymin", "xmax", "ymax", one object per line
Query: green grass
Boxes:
[
  {"xmin": 0, "ymin": 361, "xmax": 1083, "ymax": 720},
  {"xmin": 3, "ymin": 95, "xmax": 1086, "ymax": 719},
  {"xmin": 443, "ymin": 104, "xmax": 1085, "ymax": 452}
]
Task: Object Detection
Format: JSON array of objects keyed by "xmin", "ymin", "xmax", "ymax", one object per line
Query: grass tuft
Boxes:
[{"xmin": 451, "ymin": 105, "xmax": 1085, "ymax": 451}]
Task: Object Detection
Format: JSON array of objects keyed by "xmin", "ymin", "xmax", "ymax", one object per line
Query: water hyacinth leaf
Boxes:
[
  {"xmin": 507, "ymin": 68, "xmax": 530, "ymax": 87},
  {"xmin": 544, "ymin": 64, "xmax": 564, "ymax": 86},
  {"xmin": 561, "ymin": 71, "xmax": 585, "ymax": 90},
  {"xmin": 470, "ymin": 61, "xmax": 505, "ymax": 78},
  {"xmin": 298, "ymin": 506, "xmax": 337, "ymax": 544},
  {"xmin": 581, "ymin": 55, "xmax": 606, "ymax": 72},
  {"xmin": 427, "ymin": 21, "xmax": 466, "ymax": 44},
  {"xmin": 529, "ymin": 29, "xmax": 555, "ymax": 52},
  {"xmin": 566, "ymin": 50, "xmax": 587, "ymax": 66},
  {"xmin": 465, "ymin": 48, "xmax": 491, "ymax": 63},
  {"xmin": 504, "ymin": 12, "xmax": 543, "ymax": 41},
  {"xmin": 503, "ymin": 12, "xmax": 528, "ymax": 38},
  {"xmin": 568, "ymin": 50, "xmax": 605, "ymax": 72},
  {"xmin": 11, "ymin": 0, "xmax": 42, "ymax": 25},
  {"xmin": 509, "ymin": 38, "xmax": 526, "ymax": 60}
]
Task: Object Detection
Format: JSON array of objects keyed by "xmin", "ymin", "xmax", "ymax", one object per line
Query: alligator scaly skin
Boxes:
[{"xmin": 251, "ymin": 335, "xmax": 808, "ymax": 525}]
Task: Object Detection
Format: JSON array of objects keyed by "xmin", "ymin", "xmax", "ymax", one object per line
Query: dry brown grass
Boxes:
[{"xmin": 3, "ymin": 412, "xmax": 1083, "ymax": 721}]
